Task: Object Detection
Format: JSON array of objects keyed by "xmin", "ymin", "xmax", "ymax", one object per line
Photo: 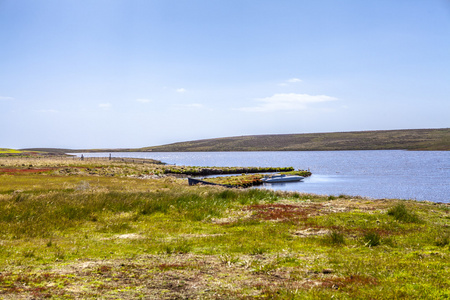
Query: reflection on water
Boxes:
[
  {"xmin": 71, "ymin": 151, "xmax": 450, "ymax": 202},
  {"xmin": 305, "ymin": 174, "xmax": 344, "ymax": 183}
]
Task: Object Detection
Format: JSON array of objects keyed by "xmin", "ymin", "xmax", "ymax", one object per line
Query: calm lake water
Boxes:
[{"xmin": 74, "ymin": 151, "xmax": 450, "ymax": 203}]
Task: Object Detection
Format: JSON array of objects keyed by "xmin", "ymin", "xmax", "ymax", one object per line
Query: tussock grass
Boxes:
[
  {"xmin": 323, "ymin": 230, "xmax": 346, "ymax": 246},
  {"xmin": 363, "ymin": 231, "xmax": 381, "ymax": 247},
  {"xmin": 387, "ymin": 203, "xmax": 422, "ymax": 223}
]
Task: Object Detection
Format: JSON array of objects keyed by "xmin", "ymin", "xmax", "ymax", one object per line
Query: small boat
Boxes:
[{"xmin": 261, "ymin": 174, "xmax": 304, "ymax": 183}]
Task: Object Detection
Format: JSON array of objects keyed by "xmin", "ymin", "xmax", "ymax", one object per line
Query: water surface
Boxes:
[{"xmin": 73, "ymin": 151, "xmax": 449, "ymax": 203}]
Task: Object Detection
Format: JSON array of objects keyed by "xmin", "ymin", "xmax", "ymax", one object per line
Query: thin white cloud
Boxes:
[
  {"xmin": 287, "ymin": 78, "xmax": 302, "ymax": 83},
  {"xmin": 0, "ymin": 96, "xmax": 14, "ymax": 101},
  {"xmin": 99, "ymin": 103, "xmax": 112, "ymax": 109},
  {"xmin": 136, "ymin": 98, "xmax": 151, "ymax": 103},
  {"xmin": 278, "ymin": 78, "xmax": 302, "ymax": 86},
  {"xmin": 176, "ymin": 88, "xmax": 187, "ymax": 93},
  {"xmin": 239, "ymin": 93, "xmax": 338, "ymax": 112}
]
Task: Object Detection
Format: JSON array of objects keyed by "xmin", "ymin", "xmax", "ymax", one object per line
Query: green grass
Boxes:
[
  {"xmin": 0, "ymin": 148, "xmax": 23, "ymax": 154},
  {"xmin": 203, "ymin": 171, "xmax": 312, "ymax": 187},
  {"xmin": 0, "ymin": 158, "xmax": 449, "ymax": 299}
]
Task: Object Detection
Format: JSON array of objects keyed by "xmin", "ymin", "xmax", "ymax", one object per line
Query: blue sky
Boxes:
[{"xmin": 1, "ymin": 0, "xmax": 449, "ymax": 149}]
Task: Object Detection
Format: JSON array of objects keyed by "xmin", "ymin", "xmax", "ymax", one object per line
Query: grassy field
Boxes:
[
  {"xmin": 0, "ymin": 157, "xmax": 449, "ymax": 299},
  {"xmin": 0, "ymin": 148, "xmax": 25, "ymax": 155},
  {"xmin": 138, "ymin": 128, "xmax": 450, "ymax": 152}
]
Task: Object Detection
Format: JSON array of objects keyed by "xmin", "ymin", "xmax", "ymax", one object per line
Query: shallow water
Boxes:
[{"xmin": 72, "ymin": 151, "xmax": 450, "ymax": 202}]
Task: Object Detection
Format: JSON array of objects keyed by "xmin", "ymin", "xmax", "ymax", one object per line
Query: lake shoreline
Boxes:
[
  {"xmin": 68, "ymin": 151, "xmax": 449, "ymax": 203},
  {"xmin": 1, "ymin": 151, "xmax": 449, "ymax": 203}
]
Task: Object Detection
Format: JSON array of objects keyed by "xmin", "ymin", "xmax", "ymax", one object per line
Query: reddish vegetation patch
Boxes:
[
  {"xmin": 0, "ymin": 168, "xmax": 54, "ymax": 174},
  {"xmin": 95, "ymin": 265, "xmax": 112, "ymax": 274},
  {"xmin": 321, "ymin": 274, "xmax": 378, "ymax": 290},
  {"xmin": 244, "ymin": 203, "xmax": 326, "ymax": 221},
  {"xmin": 0, "ymin": 272, "xmax": 67, "ymax": 295}
]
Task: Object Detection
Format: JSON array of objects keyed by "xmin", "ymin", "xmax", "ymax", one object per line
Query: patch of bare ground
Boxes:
[
  {"xmin": 210, "ymin": 209, "xmax": 253, "ymax": 225},
  {"xmin": 111, "ymin": 233, "xmax": 145, "ymax": 240},
  {"xmin": 244, "ymin": 203, "xmax": 325, "ymax": 222},
  {"xmin": 324, "ymin": 198, "xmax": 393, "ymax": 211},
  {"xmin": 294, "ymin": 228, "xmax": 331, "ymax": 237}
]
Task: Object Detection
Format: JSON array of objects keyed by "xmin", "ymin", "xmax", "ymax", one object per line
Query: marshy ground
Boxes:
[{"xmin": 0, "ymin": 157, "xmax": 449, "ymax": 299}]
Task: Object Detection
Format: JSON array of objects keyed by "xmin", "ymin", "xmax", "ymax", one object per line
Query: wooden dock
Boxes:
[{"xmin": 187, "ymin": 177, "xmax": 236, "ymax": 188}]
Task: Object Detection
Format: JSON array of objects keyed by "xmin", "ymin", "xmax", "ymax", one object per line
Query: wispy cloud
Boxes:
[
  {"xmin": 239, "ymin": 93, "xmax": 338, "ymax": 112},
  {"xmin": 278, "ymin": 78, "xmax": 302, "ymax": 86},
  {"xmin": 136, "ymin": 98, "xmax": 151, "ymax": 103},
  {"xmin": 176, "ymin": 88, "xmax": 187, "ymax": 93},
  {"xmin": 0, "ymin": 96, "xmax": 14, "ymax": 101},
  {"xmin": 99, "ymin": 103, "xmax": 112, "ymax": 109}
]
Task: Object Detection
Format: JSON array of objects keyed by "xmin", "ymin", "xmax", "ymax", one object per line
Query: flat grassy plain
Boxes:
[{"xmin": 0, "ymin": 157, "xmax": 449, "ymax": 299}]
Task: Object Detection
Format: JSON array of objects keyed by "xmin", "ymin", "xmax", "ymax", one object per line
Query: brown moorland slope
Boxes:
[
  {"xmin": 139, "ymin": 128, "xmax": 450, "ymax": 152},
  {"xmin": 20, "ymin": 128, "xmax": 449, "ymax": 153}
]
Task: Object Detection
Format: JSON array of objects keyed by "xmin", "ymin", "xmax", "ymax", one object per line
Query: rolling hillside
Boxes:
[{"xmin": 138, "ymin": 128, "xmax": 450, "ymax": 152}]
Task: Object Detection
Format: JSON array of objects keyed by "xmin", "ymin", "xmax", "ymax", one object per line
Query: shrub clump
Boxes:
[
  {"xmin": 323, "ymin": 230, "xmax": 346, "ymax": 246},
  {"xmin": 387, "ymin": 203, "xmax": 421, "ymax": 223},
  {"xmin": 434, "ymin": 231, "xmax": 450, "ymax": 247},
  {"xmin": 363, "ymin": 231, "xmax": 381, "ymax": 247}
]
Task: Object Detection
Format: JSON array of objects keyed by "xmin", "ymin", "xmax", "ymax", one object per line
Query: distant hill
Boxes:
[
  {"xmin": 19, "ymin": 128, "xmax": 450, "ymax": 153},
  {"xmin": 138, "ymin": 128, "xmax": 450, "ymax": 152}
]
